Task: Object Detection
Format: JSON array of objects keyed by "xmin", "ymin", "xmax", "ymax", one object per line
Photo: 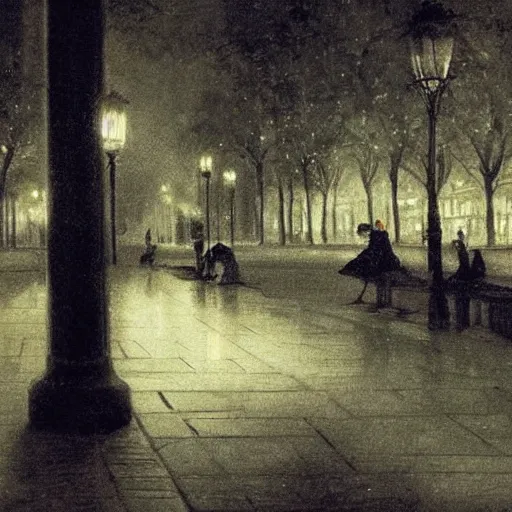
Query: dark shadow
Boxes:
[
  {"xmin": 0, "ymin": 425, "xmax": 120, "ymax": 510},
  {"xmin": 193, "ymin": 281, "xmax": 207, "ymax": 307},
  {"xmin": 219, "ymin": 284, "xmax": 240, "ymax": 315}
]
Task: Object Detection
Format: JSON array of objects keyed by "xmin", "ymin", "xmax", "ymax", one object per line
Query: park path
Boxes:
[{"xmin": 0, "ymin": 265, "xmax": 512, "ymax": 510}]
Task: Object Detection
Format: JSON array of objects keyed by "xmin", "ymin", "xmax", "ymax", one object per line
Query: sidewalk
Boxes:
[{"xmin": 2, "ymin": 267, "xmax": 512, "ymax": 510}]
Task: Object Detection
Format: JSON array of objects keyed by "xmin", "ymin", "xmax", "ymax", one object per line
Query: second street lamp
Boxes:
[
  {"xmin": 408, "ymin": 0, "xmax": 456, "ymax": 330},
  {"xmin": 223, "ymin": 169, "xmax": 236, "ymax": 247},
  {"xmin": 200, "ymin": 155, "xmax": 212, "ymax": 252},
  {"xmin": 102, "ymin": 91, "xmax": 128, "ymax": 265}
]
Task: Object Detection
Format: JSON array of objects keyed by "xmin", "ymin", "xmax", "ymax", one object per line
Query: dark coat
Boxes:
[{"xmin": 339, "ymin": 229, "xmax": 401, "ymax": 280}]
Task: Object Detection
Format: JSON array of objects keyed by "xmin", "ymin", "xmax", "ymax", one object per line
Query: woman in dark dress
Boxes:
[{"xmin": 339, "ymin": 220, "xmax": 401, "ymax": 303}]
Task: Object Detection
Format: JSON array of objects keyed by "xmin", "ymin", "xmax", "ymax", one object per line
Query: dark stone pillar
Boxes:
[{"xmin": 28, "ymin": 0, "xmax": 131, "ymax": 433}]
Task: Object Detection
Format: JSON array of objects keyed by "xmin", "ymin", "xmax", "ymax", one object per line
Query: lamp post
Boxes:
[
  {"xmin": 29, "ymin": 0, "xmax": 131, "ymax": 433},
  {"xmin": 200, "ymin": 155, "xmax": 212, "ymax": 251},
  {"xmin": 102, "ymin": 91, "xmax": 128, "ymax": 265},
  {"xmin": 160, "ymin": 184, "xmax": 172, "ymax": 243},
  {"xmin": 223, "ymin": 169, "xmax": 236, "ymax": 247},
  {"xmin": 408, "ymin": 0, "xmax": 456, "ymax": 330}
]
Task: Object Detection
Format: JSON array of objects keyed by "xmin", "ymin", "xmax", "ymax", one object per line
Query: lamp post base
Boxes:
[
  {"xmin": 428, "ymin": 285, "xmax": 450, "ymax": 330},
  {"xmin": 28, "ymin": 370, "xmax": 131, "ymax": 434}
]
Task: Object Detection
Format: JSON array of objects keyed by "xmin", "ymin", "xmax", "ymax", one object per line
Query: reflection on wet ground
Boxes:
[{"xmin": 0, "ymin": 267, "xmax": 512, "ymax": 509}]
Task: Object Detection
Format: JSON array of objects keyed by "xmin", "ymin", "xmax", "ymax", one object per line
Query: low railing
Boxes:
[
  {"xmin": 447, "ymin": 281, "xmax": 512, "ymax": 339},
  {"xmin": 373, "ymin": 272, "xmax": 512, "ymax": 340}
]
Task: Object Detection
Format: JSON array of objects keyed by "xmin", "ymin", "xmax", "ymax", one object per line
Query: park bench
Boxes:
[
  {"xmin": 373, "ymin": 271, "xmax": 512, "ymax": 340},
  {"xmin": 446, "ymin": 280, "xmax": 512, "ymax": 339},
  {"xmin": 372, "ymin": 269, "xmax": 429, "ymax": 309}
]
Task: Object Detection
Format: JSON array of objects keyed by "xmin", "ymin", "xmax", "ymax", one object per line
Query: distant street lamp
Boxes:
[
  {"xmin": 102, "ymin": 91, "xmax": 128, "ymax": 265},
  {"xmin": 408, "ymin": 0, "xmax": 456, "ymax": 329},
  {"xmin": 223, "ymin": 169, "xmax": 236, "ymax": 247},
  {"xmin": 200, "ymin": 155, "xmax": 213, "ymax": 251},
  {"xmin": 159, "ymin": 184, "xmax": 172, "ymax": 243}
]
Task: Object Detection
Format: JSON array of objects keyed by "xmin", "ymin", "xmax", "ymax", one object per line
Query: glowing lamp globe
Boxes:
[{"xmin": 102, "ymin": 91, "xmax": 128, "ymax": 153}]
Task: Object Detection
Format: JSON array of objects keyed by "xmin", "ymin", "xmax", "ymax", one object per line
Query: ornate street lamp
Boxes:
[
  {"xmin": 223, "ymin": 169, "xmax": 236, "ymax": 247},
  {"xmin": 102, "ymin": 91, "xmax": 128, "ymax": 265},
  {"xmin": 408, "ymin": 0, "xmax": 456, "ymax": 330},
  {"xmin": 200, "ymin": 155, "xmax": 213, "ymax": 251}
]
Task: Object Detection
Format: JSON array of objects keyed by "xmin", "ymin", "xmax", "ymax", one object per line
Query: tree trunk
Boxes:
[
  {"xmin": 257, "ymin": 161, "xmax": 264, "ymax": 245},
  {"xmin": 4, "ymin": 196, "xmax": 10, "ymax": 249},
  {"xmin": 253, "ymin": 196, "xmax": 259, "ymax": 242},
  {"xmin": 0, "ymin": 148, "xmax": 14, "ymax": 250},
  {"xmin": 0, "ymin": 193, "xmax": 4, "ymax": 249},
  {"xmin": 216, "ymin": 180, "xmax": 221, "ymax": 243},
  {"xmin": 10, "ymin": 196, "xmax": 16, "ymax": 249},
  {"xmin": 332, "ymin": 182, "xmax": 339, "ymax": 242},
  {"xmin": 484, "ymin": 177, "xmax": 496, "ymax": 247},
  {"xmin": 364, "ymin": 184, "xmax": 374, "ymax": 226},
  {"xmin": 277, "ymin": 177, "xmax": 286, "ymax": 245},
  {"xmin": 287, "ymin": 178, "xmax": 294, "ymax": 243},
  {"xmin": 390, "ymin": 172, "xmax": 400, "ymax": 244},
  {"xmin": 321, "ymin": 191, "xmax": 328, "ymax": 244},
  {"xmin": 302, "ymin": 161, "xmax": 314, "ymax": 245}
]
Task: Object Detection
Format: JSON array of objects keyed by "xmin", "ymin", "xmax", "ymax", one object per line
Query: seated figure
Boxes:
[
  {"xmin": 449, "ymin": 241, "xmax": 486, "ymax": 282},
  {"xmin": 205, "ymin": 243, "xmax": 242, "ymax": 284}
]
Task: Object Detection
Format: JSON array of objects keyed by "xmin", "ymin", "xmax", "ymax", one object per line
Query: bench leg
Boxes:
[{"xmin": 376, "ymin": 280, "xmax": 392, "ymax": 308}]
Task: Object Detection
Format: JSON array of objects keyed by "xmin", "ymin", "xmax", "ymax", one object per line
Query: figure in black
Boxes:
[
  {"xmin": 448, "ymin": 239, "xmax": 485, "ymax": 282},
  {"xmin": 448, "ymin": 239, "xmax": 471, "ymax": 282},
  {"xmin": 202, "ymin": 243, "xmax": 242, "ymax": 284},
  {"xmin": 339, "ymin": 219, "xmax": 401, "ymax": 303},
  {"xmin": 190, "ymin": 220, "xmax": 205, "ymax": 276},
  {"xmin": 448, "ymin": 237, "xmax": 486, "ymax": 331},
  {"xmin": 140, "ymin": 228, "xmax": 157, "ymax": 265},
  {"xmin": 470, "ymin": 249, "xmax": 486, "ymax": 280},
  {"xmin": 457, "ymin": 227, "xmax": 465, "ymax": 246}
]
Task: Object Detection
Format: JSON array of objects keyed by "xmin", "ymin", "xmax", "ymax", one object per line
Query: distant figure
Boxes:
[
  {"xmin": 339, "ymin": 220, "xmax": 402, "ymax": 303},
  {"xmin": 449, "ymin": 239, "xmax": 471, "ymax": 281},
  {"xmin": 140, "ymin": 228, "xmax": 157, "ymax": 265},
  {"xmin": 449, "ymin": 241, "xmax": 486, "ymax": 282},
  {"xmin": 457, "ymin": 228, "xmax": 466, "ymax": 246},
  {"xmin": 193, "ymin": 237, "xmax": 205, "ymax": 274},
  {"xmin": 205, "ymin": 243, "xmax": 242, "ymax": 285},
  {"xmin": 190, "ymin": 220, "xmax": 205, "ymax": 275},
  {"xmin": 202, "ymin": 249, "xmax": 217, "ymax": 281}
]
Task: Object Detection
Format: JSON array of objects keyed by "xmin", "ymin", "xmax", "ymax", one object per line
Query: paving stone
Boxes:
[
  {"xmin": 354, "ymin": 455, "xmax": 512, "ymax": 473},
  {"xmin": 229, "ymin": 357, "xmax": 278, "ymax": 373},
  {"xmin": 194, "ymin": 437, "xmax": 326, "ymax": 475},
  {"xmin": 174, "ymin": 476, "xmax": 255, "ymax": 511},
  {"xmin": 116, "ymin": 340, "xmax": 152, "ymax": 358},
  {"xmin": 158, "ymin": 438, "xmax": 225, "ymax": 477},
  {"xmin": 19, "ymin": 356, "xmax": 45, "ymax": 372},
  {"xmin": 450, "ymin": 414, "xmax": 512, "ymax": 455},
  {"xmin": 109, "ymin": 460, "xmax": 169, "ymax": 478},
  {"xmin": 125, "ymin": 373, "xmax": 303, "ymax": 392},
  {"xmin": 311, "ymin": 416, "xmax": 501, "ymax": 462},
  {"xmin": 116, "ymin": 477, "xmax": 179, "ymax": 491},
  {"xmin": 0, "ymin": 341, "xmax": 23, "ymax": 356},
  {"xmin": 123, "ymin": 496, "xmax": 189, "ymax": 512},
  {"xmin": 185, "ymin": 417, "xmax": 317, "ymax": 437},
  {"xmin": 328, "ymin": 388, "xmax": 437, "ymax": 416},
  {"xmin": 178, "ymin": 359, "xmax": 245, "ymax": 373},
  {"xmin": 138, "ymin": 413, "xmax": 195, "ymax": 438},
  {"xmin": 114, "ymin": 358, "xmax": 194, "ymax": 374},
  {"xmin": 130, "ymin": 392, "xmax": 171, "ymax": 413}
]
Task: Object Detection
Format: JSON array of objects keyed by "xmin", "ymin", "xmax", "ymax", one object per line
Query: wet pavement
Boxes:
[{"xmin": 0, "ymin": 265, "xmax": 512, "ymax": 510}]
